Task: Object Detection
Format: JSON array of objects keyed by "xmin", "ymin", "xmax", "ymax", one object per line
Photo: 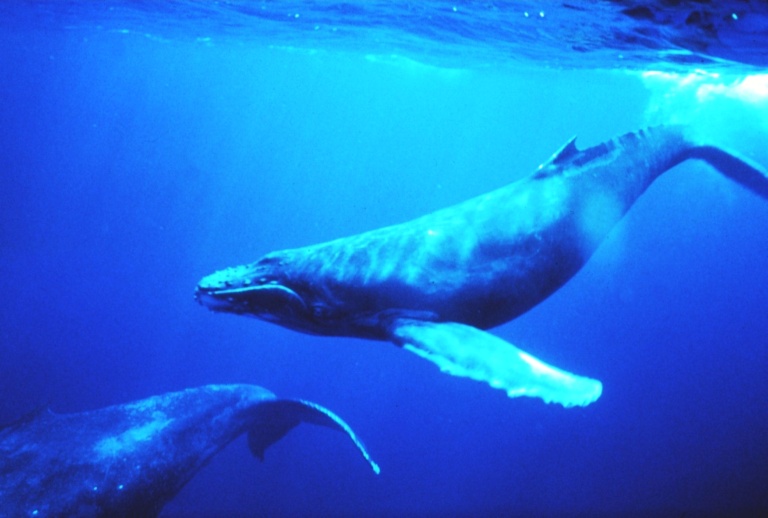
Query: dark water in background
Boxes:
[{"xmin": 1, "ymin": 2, "xmax": 768, "ymax": 516}]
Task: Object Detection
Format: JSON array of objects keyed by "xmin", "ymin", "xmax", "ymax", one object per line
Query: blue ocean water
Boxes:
[{"xmin": 1, "ymin": 2, "xmax": 768, "ymax": 517}]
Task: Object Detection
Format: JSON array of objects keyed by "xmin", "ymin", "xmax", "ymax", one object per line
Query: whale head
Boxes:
[{"xmin": 195, "ymin": 253, "xmax": 339, "ymax": 335}]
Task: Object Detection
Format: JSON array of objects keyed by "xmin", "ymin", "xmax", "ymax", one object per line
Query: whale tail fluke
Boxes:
[
  {"xmin": 247, "ymin": 399, "xmax": 380, "ymax": 474},
  {"xmin": 687, "ymin": 144, "xmax": 768, "ymax": 199}
]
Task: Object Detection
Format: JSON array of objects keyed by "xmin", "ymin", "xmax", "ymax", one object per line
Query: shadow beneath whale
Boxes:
[{"xmin": 0, "ymin": 384, "xmax": 378, "ymax": 517}]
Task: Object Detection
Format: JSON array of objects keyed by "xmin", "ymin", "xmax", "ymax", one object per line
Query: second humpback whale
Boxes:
[
  {"xmin": 196, "ymin": 125, "xmax": 768, "ymax": 407},
  {"xmin": 0, "ymin": 384, "xmax": 378, "ymax": 517}
]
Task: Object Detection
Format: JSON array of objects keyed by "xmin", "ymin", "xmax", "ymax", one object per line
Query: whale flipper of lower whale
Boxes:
[
  {"xmin": 247, "ymin": 397, "xmax": 379, "ymax": 469},
  {"xmin": 196, "ymin": 125, "xmax": 768, "ymax": 407},
  {"xmin": 389, "ymin": 319, "xmax": 602, "ymax": 407},
  {"xmin": 0, "ymin": 384, "xmax": 378, "ymax": 518}
]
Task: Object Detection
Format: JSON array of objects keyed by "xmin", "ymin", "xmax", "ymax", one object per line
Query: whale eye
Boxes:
[{"xmin": 311, "ymin": 304, "xmax": 331, "ymax": 319}]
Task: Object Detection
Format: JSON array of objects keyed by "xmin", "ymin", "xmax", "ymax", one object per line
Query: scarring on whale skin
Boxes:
[
  {"xmin": 196, "ymin": 125, "xmax": 768, "ymax": 408},
  {"xmin": 0, "ymin": 384, "xmax": 378, "ymax": 517}
]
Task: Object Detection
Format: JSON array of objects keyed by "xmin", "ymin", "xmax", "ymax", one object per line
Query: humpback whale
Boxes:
[
  {"xmin": 196, "ymin": 126, "xmax": 768, "ymax": 408},
  {"xmin": 0, "ymin": 384, "xmax": 378, "ymax": 517}
]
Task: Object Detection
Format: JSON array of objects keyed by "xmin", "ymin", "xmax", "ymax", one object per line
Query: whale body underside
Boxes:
[
  {"xmin": 197, "ymin": 126, "xmax": 768, "ymax": 407},
  {"xmin": 0, "ymin": 384, "xmax": 378, "ymax": 517}
]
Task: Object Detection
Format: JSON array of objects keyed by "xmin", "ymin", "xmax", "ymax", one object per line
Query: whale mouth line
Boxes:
[
  {"xmin": 206, "ymin": 285, "xmax": 272, "ymax": 297},
  {"xmin": 197, "ymin": 283, "xmax": 307, "ymax": 316}
]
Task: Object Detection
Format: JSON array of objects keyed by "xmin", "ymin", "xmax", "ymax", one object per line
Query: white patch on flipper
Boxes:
[{"xmin": 393, "ymin": 320, "xmax": 602, "ymax": 408}]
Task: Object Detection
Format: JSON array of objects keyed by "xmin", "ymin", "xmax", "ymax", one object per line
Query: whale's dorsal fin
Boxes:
[
  {"xmin": 551, "ymin": 136, "xmax": 579, "ymax": 163},
  {"xmin": 537, "ymin": 136, "xmax": 579, "ymax": 174},
  {"xmin": 387, "ymin": 319, "xmax": 602, "ymax": 408}
]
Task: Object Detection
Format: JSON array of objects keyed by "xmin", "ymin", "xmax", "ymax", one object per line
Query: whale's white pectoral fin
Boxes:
[{"xmin": 388, "ymin": 319, "xmax": 602, "ymax": 407}]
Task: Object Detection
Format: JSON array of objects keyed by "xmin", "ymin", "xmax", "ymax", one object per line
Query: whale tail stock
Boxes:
[
  {"xmin": 686, "ymin": 144, "xmax": 768, "ymax": 199},
  {"xmin": 247, "ymin": 399, "xmax": 380, "ymax": 474}
]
